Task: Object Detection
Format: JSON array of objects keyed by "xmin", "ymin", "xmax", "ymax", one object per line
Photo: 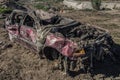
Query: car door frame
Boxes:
[{"xmin": 19, "ymin": 14, "xmax": 38, "ymax": 51}]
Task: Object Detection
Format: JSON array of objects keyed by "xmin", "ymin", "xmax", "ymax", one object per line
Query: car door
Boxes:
[{"xmin": 20, "ymin": 15, "xmax": 37, "ymax": 45}]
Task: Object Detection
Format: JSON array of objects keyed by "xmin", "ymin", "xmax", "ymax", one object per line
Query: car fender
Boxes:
[{"xmin": 44, "ymin": 33, "xmax": 78, "ymax": 57}]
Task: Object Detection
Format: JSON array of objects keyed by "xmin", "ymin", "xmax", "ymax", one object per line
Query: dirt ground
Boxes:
[{"xmin": 0, "ymin": 9, "xmax": 120, "ymax": 80}]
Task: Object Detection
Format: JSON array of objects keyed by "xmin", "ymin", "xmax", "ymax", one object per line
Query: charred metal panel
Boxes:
[{"xmin": 45, "ymin": 33, "xmax": 78, "ymax": 57}]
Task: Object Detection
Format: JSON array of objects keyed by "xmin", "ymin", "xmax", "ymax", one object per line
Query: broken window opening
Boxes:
[
  {"xmin": 23, "ymin": 15, "xmax": 35, "ymax": 28},
  {"xmin": 11, "ymin": 13, "xmax": 24, "ymax": 25}
]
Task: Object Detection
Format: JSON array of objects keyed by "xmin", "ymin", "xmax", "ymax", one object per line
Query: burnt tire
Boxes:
[{"xmin": 43, "ymin": 47, "xmax": 59, "ymax": 61}]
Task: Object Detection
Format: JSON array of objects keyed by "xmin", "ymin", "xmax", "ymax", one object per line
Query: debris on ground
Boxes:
[{"xmin": 1, "ymin": 43, "xmax": 13, "ymax": 50}]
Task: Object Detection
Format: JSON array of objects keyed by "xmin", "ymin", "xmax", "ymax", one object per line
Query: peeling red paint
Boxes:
[{"xmin": 45, "ymin": 33, "xmax": 78, "ymax": 57}]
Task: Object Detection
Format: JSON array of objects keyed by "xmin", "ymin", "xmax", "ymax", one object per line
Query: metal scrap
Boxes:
[{"xmin": 4, "ymin": 9, "xmax": 117, "ymax": 74}]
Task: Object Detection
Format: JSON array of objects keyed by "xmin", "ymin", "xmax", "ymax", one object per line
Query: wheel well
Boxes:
[{"xmin": 43, "ymin": 47, "xmax": 60, "ymax": 61}]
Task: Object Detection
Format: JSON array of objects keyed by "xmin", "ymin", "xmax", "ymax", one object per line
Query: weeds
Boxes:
[
  {"xmin": 0, "ymin": 7, "xmax": 12, "ymax": 14},
  {"xmin": 34, "ymin": 0, "xmax": 63, "ymax": 10},
  {"xmin": 91, "ymin": 0, "xmax": 101, "ymax": 10},
  {"xmin": 35, "ymin": 0, "xmax": 63, "ymax": 3},
  {"xmin": 34, "ymin": 4, "xmax": 49, "ymax": 11}
]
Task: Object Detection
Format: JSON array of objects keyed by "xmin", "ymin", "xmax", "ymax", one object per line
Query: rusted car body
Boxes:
[{"xmin": 5, "ymin": 9, "xmax": 115, "ymax": 73}]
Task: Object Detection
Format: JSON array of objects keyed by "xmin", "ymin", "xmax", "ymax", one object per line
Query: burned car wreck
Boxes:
[{"xmin": 5, "ymin": 9, "xmax": 116, "ymax": 73}]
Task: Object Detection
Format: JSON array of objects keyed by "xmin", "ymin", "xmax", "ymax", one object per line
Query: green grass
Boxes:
[
  {"xmin": 0, "ymin": 6, "xmax": 12, "ymax": 14},
  {"xmin": 35, "ymin": 0, "xmax": 63, "ymax": 3},
  {"xmin": 34, "ymin": 0, "xmax": 63, "ymax": 11},
  {"xmin": 91, "ymin": 0, "xmax": 101, "ymax": 10},
  {"xmin": 34, "ymin": 4, "xmax": 49, "ymax": 11}
]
